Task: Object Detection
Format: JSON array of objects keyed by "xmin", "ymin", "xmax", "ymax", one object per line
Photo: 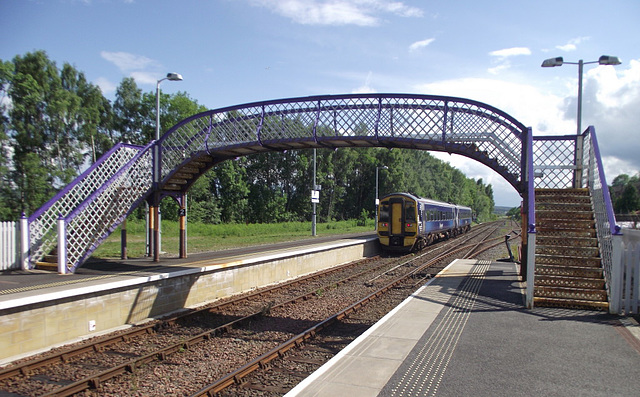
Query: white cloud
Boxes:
[
  {"xmin": 249, "ymin": 0, "xmax": 423, "ymax": 26},
  {"xmin": 487, "ymin": 47, "xmax": 531, "ymax": 75},
  {"xmin": 101, "ymin": 51, "xmax": 164, "ymax": 86},
  {"xmin": 352, "ymin": 71, "xmax": 376, "ymax": 93},
  {"xmin": 555, "ymin": 36, "xmax": 590, "ymax": 52},
  {"xmin": 602, "ymin": 156, "xmax": 639, "ymax": 183},
  {"xmin": 129, "ymin": 71, "xmax": 159, "ymax": 85},
  {"xmin": 489, "ymin": 47, "xmax": 531, "ymax": 58},
  {"xmin": 94, "ymin": 77, "xmax": 117, "ymax": 94},
  {"xmin": 577, "ymin": 58, "xmax": 640, "ymax": 177},
  {"xmin": 101, "ymin": 51, "xmax": 156, "ymax": 72},
  {"xmin": 487, "ymin": 64, "xmax": 509, "ymax": 76},
  {"xmin": 409, "ymin": 38, "xmax": 435, "ymax": 52}
]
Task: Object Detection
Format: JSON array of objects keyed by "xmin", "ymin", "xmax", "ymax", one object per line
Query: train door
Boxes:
[
  {"xmin": 454, "ymin": 207, "xmax": 459, "ymax": 230},
  {"xmin": 390, "ymin": 198, "xmax": 404, "ymax": 236}
]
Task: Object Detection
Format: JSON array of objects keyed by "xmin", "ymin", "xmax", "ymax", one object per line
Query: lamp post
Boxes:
[
  {"xmin": 152, "ymin": 72, "xmax": 183, "ymax": 261},
  {"xmin": 375, "ymin": 166, "xmax": 388, "ymax": 230},
  {"xmin": 541, "ymin": 55, "xmax": 621, "ymax": 187}
]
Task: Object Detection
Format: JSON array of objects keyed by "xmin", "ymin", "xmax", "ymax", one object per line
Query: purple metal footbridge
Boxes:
[{"xmin": 18, "ymin": 93, "xmax": 625, "ymax": 312}]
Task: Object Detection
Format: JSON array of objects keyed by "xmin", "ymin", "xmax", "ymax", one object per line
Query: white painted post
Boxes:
[
  {"xmin": 609, "ymin": 234, "xmax": 623, "ymax": 314},
  {"xmin": 633, "ymin": 242, "xmax": 640, "ymax": 314},
  {"xmin": 57, "ymin": 215, "xmax": 68, "ymax": 275},
  {"xmin": 526, "ymin": 232, "xmax": 536, "ymax": 309},
  {"xmin": 20, "ymin": 213, "xmax": 30, "ymax": 271}
]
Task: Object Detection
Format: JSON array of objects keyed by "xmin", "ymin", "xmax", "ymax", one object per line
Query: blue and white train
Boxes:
[{"xmin": 377, "ymin": 192, "xmax": 473, "ymax": 251}]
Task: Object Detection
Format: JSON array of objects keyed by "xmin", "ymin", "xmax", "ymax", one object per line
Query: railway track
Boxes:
[
  {"xmin": 0, "ymin": 220, "xmax": 519, "ymax": 396},
  {"xmin": 194, "ymin": 222, "xmax": 519, "ymax": 396}
]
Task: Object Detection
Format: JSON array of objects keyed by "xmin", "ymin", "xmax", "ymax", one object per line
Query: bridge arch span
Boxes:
[
  {"xmin": 159, "ymin": 94, "xmax": 529, "ymax": 195},
  {"xmin": 25, "ymin": 93, "xmax": 537, "ymax": 274}
]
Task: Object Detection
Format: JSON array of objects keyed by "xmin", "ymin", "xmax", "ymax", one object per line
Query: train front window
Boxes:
[
  {"xmin": 405, "ymin": 203, "xmax": 416, "ymax": 222},
  {"xmin": 379, "ymin": 203, "xmax": 390, "ymax": 222}
]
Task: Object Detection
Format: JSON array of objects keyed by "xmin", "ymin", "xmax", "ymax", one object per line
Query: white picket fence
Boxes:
[{"xmin": 1, "ymin": 221, "xmax": 20, "ymax": 271}]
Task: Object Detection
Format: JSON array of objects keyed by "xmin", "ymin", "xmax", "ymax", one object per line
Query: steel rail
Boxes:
[
  {"xmin": 189, "ymin": 222, "xmax": 510, "ymax": 396},
  {"xmin": 0, "ymin": 256, "xmax": 373, "ymax": 382},
  {"xmin": 35, "ymin": 235, "xmax": 472, "ymax": 396},
  {"xmin": 2, "ymin": 223, "xmax": 500, "ymax": 395},
  {"xmin": 37, "ymin": 257, "xmax": 407, "ymax": 396}
]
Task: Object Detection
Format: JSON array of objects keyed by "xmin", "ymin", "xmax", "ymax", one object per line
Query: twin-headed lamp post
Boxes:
[{"xmin": 541, "ymin": 55, "xmax": 621, "ymax": 187}]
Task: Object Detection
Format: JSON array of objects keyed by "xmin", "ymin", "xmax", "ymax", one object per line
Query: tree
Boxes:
[
  {"xmin": 612, "ymin": 174, "xmax": 630, "ymax": 187},
  {"xmin": 0, "ymin": 60, "xmax": 14, "ymax": 219},
  {"xmin": 211, "ymin": 159, "xmax": 250, "ymax": 223},
  {"xmin": 615, "ymin": 184, "xmax": 640, "ymax": 214},
  {"xmin": 112, "ymin": 77, "xmax": 145, "ymax": 145},
  {"xmin": 8, "ymin": 51, "xmax": 73, "ymax": 214},
  {"xmin": 506, "ymin": 206, "xmax": 521, "ymax": 221},
  {"xmin": 2, "ymin": 51, "xmax": 113, "ymax": 219},
  {"xmin": 610, "ymin": 173, "xmax": 640, "ymax": 214}
]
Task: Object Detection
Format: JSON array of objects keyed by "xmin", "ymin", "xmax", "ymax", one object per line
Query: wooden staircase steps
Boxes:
[
  {"xmin": 35, "ymin": 248, "xmax": 58, "ymax": 271},
  {"xmin": 534, "ymin": 188, "xmax": 608, "ymax": 310}
]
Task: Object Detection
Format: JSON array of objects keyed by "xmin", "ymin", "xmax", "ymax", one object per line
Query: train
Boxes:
[{"xmin": 377, "ymin": 192, "xmax": 473, "ymax": 252}]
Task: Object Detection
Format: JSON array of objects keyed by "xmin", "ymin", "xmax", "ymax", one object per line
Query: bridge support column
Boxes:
[
  {"xmin": 121, "ymin": 219, "xmax": 127, "ymax": 260},
  {"xmin": 147, "ymin": 202, "xmax": 154, "ymax": 259},
  {"xmin": 179, "ymin": 193, "xmax": 187, "ymax": 259},
  {"xmin": 153, "ymin": 205, "xmax": 160, "ymax": 262},
  {"xmin": 149, "ymin": 192, "xmax": 161, "ymax": 262}
]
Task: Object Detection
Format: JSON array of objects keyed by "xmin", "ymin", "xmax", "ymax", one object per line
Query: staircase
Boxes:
[
  {"xmin": 534, "ymin": 188, "xmax": 609, "ymax": 310},
  {"xmin": 36, "ymin": 248, "xmax": 58, "ymax": 271}
]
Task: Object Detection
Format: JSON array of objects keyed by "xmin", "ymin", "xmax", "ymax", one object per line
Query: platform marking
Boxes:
[{"xmin": 386, "ymin": 260, "xmax": 490, "ymax": 397}]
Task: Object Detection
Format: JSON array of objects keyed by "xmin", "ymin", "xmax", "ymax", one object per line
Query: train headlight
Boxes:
[
  {"xmin": 406, "ymin": 223, "xmax": 413, "ymax": 228},
  {"xmin": 381, "ymin": 222, "xmax": 388, "ymax": 227}
]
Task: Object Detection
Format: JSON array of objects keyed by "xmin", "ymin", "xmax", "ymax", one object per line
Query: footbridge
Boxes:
[{"xmin": 18, "ymin": 93, "xmax": 628, "ymax": 313}]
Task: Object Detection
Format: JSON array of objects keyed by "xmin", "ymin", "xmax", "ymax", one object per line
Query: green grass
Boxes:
[{"xmin": 92, "ymin": 218, "xmax": 376, "ymax": 259}]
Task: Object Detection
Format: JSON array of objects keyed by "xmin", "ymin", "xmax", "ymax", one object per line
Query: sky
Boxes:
[{"xmin": 2, "ymin": 0, "xmax": 640, "ymax": 207}]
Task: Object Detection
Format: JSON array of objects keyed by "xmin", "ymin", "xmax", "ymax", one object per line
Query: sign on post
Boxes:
[{"xmin": 311, "ymin": 190, "xmax": 320, "ymax": 203}]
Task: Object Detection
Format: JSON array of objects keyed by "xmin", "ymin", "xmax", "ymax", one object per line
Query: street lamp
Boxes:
[
  {"xmin": 541, "ymin": 55, "xmax": 621, "ymax": 135},
  {"xmin": 156, "ymin": 72, "xmax": 183, "ymax": 141},
  {"xmin": 152, "ymin": 72, "xmax": 183, "ymax": 261},
  {"xmin": 541, "ymin": 55, "xmax": 621, "ymax": 187},
  {"xmin": 375, "ymin": 166, "xmax": 388, "ymax": 230}
]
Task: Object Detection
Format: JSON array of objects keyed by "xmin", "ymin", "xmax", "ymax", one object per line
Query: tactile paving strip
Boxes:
[{"xmin": 380, "ymin": 260, "xmax": 491, "ymax": 397}]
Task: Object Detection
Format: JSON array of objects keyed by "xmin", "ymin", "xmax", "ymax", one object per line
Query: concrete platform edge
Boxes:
[{"xmin": 284, "ymin": 258, "xmax": 472, "ymax": 397}]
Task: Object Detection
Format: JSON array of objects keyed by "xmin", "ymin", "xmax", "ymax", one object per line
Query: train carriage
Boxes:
[{"xmin": 377, "ymin": 192, "xmax": 472, "ymax": 252}]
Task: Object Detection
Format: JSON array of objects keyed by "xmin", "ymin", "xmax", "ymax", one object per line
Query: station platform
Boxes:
[
  {"xmin": 0, "ymin": 232, "xmax": 377, "ymax": 307},
  {"xmin": 0, "ymin": 232, "xmax": 376, "ymax": 298},
  {"xmin": 0, "ymin": 232, "xmax": 378, "ymax": 364},
  {"xmin": 286, "ymin": 259, "xmax": 640, "ymax": 397}
]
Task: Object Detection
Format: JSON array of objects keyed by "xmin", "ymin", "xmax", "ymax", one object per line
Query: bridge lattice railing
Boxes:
[
  {"xmin": 160, "ymin": 94, "xmax": 526, "ymax": 191},
  {"xmin": 26, "ymin": 143, "xmax": 144, "ymax": 269},
  {"xmin": 60, "ymin": 144, "xmax": 154, "ymax": 273}
]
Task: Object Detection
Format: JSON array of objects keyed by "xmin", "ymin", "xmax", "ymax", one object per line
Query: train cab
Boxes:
[{"xmin": 377, "ymin": 193, "xmax": 420, "ymax": 251}]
